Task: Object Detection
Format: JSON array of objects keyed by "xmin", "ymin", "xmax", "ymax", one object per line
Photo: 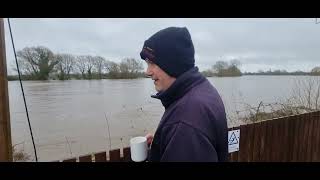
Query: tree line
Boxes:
[
  {"xmin": 10, "ymin": 46, "xmax": 145, "ymax": 80},
  {"xmin": 201, "ymin": 60, "xmax": 320, "ymax": 77},
  {"xmin": 201, "ymin": 59, "xmax": 242, "ymax": 77},
  {"xmin": 9, "ymin": 47, "xmax": 320, "ymax": 80},
  {"xmin": 243, "ymin": 66, "xmax": 320, "ymax": 76}
]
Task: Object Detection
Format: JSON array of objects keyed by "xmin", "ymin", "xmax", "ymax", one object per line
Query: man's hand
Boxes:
[{"xmin": 145, "ymin": 133, "xmax": 154, "ymax": 147}]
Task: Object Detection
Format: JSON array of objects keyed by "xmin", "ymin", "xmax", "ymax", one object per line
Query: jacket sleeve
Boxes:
[{"xmin": 160, "ymin": 122, "xmax": 219, "ymax": 162}]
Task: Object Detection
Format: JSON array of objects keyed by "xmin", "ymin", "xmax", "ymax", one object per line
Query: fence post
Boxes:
[{"xmin": 0, "ymin": 18, "xmax": 13, "ymax": 162}]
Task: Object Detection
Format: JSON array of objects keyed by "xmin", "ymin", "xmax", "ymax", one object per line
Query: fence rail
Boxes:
[
  {"xmin": 54, "ymin": 111, "xmax": 320, "ymax": 162},
  {"xmin": 52, "ymin": 147, "xmax": 131, "ymax": 162}
]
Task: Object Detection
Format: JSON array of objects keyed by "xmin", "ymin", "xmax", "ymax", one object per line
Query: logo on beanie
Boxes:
[
  {"xmin": 141, "ymin": 46, "xmax": 155, "ymax": 61},
  {"xmin": 145, "ymin": 47, "xmax": 154, "ymax": 52}
]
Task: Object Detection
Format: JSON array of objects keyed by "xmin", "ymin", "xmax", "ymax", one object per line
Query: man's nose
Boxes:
[{"xmin": 145, "ymin": 67, "xmax": 152, "ymax": 77}]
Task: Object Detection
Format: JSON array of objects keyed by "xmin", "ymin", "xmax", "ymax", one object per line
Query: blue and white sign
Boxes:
[{"xmin": 228, "ymin": 129, "xmax": 240, "ymax": 153}]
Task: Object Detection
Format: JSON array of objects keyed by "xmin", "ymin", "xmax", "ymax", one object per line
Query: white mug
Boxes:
[{"xmin": 130, "ymin": 136, "xmax": 148, "ymax": 162}]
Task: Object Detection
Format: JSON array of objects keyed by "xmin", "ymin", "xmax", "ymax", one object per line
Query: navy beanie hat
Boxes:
[{"xmin": 140, "ymin": 27, "xmax": 195, "ymax": 78}]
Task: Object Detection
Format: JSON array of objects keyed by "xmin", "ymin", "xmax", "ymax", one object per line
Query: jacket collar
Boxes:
[{"xmin": 151, "ymin": 67, "xmax": 206, "ymax": 109}]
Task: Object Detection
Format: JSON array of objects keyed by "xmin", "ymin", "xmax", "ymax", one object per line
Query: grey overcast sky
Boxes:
[{"xmin": 3, "ymin": 18, "xmax": 320, "ymax": 75}]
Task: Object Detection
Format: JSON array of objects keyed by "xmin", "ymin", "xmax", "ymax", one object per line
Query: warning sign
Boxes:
[{"xmin": 228, "ymin": 129, "xmax": 240, "ymax": 153}]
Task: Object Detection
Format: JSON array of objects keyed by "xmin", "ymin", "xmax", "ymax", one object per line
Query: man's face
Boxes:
[{"xmin": 145, "ymin": 59, "xmax": 176, "ymax": 92}]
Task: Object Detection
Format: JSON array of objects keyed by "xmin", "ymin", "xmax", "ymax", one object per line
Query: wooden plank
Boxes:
[
  {"xmin": 263, "ymin": 121, "xmax": 271, "ymax": 162},
  {"xmin": 270, "ymin": 119, "xmax": 278, "ymax": 162},
  {"xmin": 258, "ymin": 121, "xmax": 267, "ymax": 162},
  {"xmin": 293, "ymin": 114, "xmax": 302, "ymax": 162},
  {"xmin": 277, "ymin": 117, "xmax": 286, "ymax": 161},
  {"xmin": 109, "ymin": 149, "xmax": 121, "ymax": 162},
  {"xmin": 316, "ymin": 111, "xmax": 320, "ymax": 161},
  {"xmin": 311, "ymin": 112, "xmax": 317, "ymax": 161},
  {"xmin": 281, "ymin": 117, "xmax": 287, "ymax": 161},
  {"xmin": 302, "ymin": 113, "xmax": 309, "ymax": 162},
  {"xmin": 286, "ymin": 116, "xmax": 300, "ymax": 162},
  {"xmin": 252, "ymin": 122, "xmax": 261, "ymax": 162},
  {"xmin": 265, "ymin": 120, "xmax": 274, "ymax": 162},
  {"xmin": 302, "ymin": 113, "xmax": 310, "ymax": 162},
  {"xmin": 228, "ymin": 127, "xmax": 233, "ymax": 162},
  {"xmin": 247, "ymin": 123, "xmax": 255, "ymax": 162},
  {"xmin": 122, "ymin": 147, "xmax": 131, "ymax": 162},
  {"xmin": 269, "ymin": 118, "xmax": 278, "ymax": 162},
  {"xmin": 304, "ymin": 113, "xmax": 311, "ymax": 161},
  {"xmin": 298, "ymin": 113, "xmax": 306, "ymax": 162},
  {"xmin": 282, "ymin": 117, "xmax": 288, "ymax": 161},
  {"xmin": 289, "ymin": 116, "xmax": 303, "ymax": 162},
  {"xmin": 315, "ymin": 111, "xmax": 320, "ymax": 161},
  {"xmin": 273, "ymin": 117, "xmax": 284, "ymax": 162},
  {"xmin": 311, "ymin": 111, "xmax": 318, "ymax": 160},
  {"xmin": 306, "ymin": 112, "xmax": 314, "ymax": 162},
  {"xmin": 231, "ymin": 148, "xmax": 239, "ymax": 162},
  {"xmin": 311, "ymin": 112, "xmax": 319, "ymax": 161},
  {"xmin": 272, "ymin": 118, "xmax": 282, "ymax": 161},
  {"xmin": 94, "ymin": 151, "xmax": 107, "ymax": 162},
  {"xmin": 245, "ymin": 123, "xmax": 252, "ymax": 162},
  {"xmin": 257, "ymin": 121, "xmax": 266, "ymax": 162},
  {"xmin": 291, "ymin": 114, "xmax": 299, "ymax": 161},
  {"xmin": 63, "ymin": 158, "xmax": 77, "ymax": 162},
  {"xmin": 238, "ymin": 124, "xmax": 248, "ymax": 162},
  {"xmin": 79, "ymin": 154, "xmax": 92, "ymax": 162},
  {"xmin": 281, "ymin": 117, "xmax": 290, "ymax": 162},
  {"xmin": 0, "ymin": 18, "xmax": 13, "ymax": 162}
]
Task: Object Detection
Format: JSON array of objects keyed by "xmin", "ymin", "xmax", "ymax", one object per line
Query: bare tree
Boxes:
[
  {"xmin": 85, "ymin": 56, "xmax": 95, "ymax": 80},
  {"xmin": 15, "ymin": 58, "xmax": 37, "ymax": 76},
  {"xmin": 120, "ymin": 60, "xmax": 129, "ymax": 78},
  {"xmin": 311, "ymin": 66, "xmax": 320, "ymax": 75},
  {"xmin": 75, "ymin": 55, "xmax": 87, "ymax": 79},
  {"xmin": 55, "ymin": 53, "xmax": 75, "ymax": 80},
  {"xmin": 230, "ymin": 59, "xmax": 241, "ymax": 68},
  {"xmin": 212, "ymin": 60, "xmax": 228, "ymax": 74},
  {"xmin": 124, "ymin": 58, "xmax": 144, "ymax": 73},
  {"xmin": 229, "ymin": 59, "xmax": 242, "ymax": 76},
  {"xmin": 291, "ymin": 77, "xmax": 320, "ymax": 111},
  {"xmin": 212, "ymin": 60, "xmax": 241, "ymax": 77},
  {"xmin": 93, "ymin": 56, "xmax": 107, "ymax": 79},
  {"xmin": 105, "ymin": 60, "xmax": 120, "ymax": 78},
  {"xmin": 75, "ymin": 55, "xmax": 95, "ymax": 79},
  {"xmin": 120, "ymin": 58, "xmax": 144, "ymax": 78},
  {"xmin": 16, "ymin": 46, "xmax": 59, "ymax": 80}
]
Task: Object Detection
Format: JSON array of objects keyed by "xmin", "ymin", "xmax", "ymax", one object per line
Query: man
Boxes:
[{"xmin": 140, "ymin": 27, "xmax": 228, "ymax": 162}]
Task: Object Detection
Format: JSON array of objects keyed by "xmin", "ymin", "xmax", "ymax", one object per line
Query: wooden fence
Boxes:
[
  {"xmin": 55, "ymin": 111, "xmax": 320, "ymax": 162},
  {"xmin": 229, "ymin": 110, "xmax": 320, "ymax": 162},
  {"xmin": 53, "ymin": 147, "xmax": 132, "ymax": 162}
]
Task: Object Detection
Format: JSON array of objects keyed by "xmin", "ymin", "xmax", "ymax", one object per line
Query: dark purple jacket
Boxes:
[{"xmin": 149, "ymin": 67, "xmax": 228, "ymax": 162}]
